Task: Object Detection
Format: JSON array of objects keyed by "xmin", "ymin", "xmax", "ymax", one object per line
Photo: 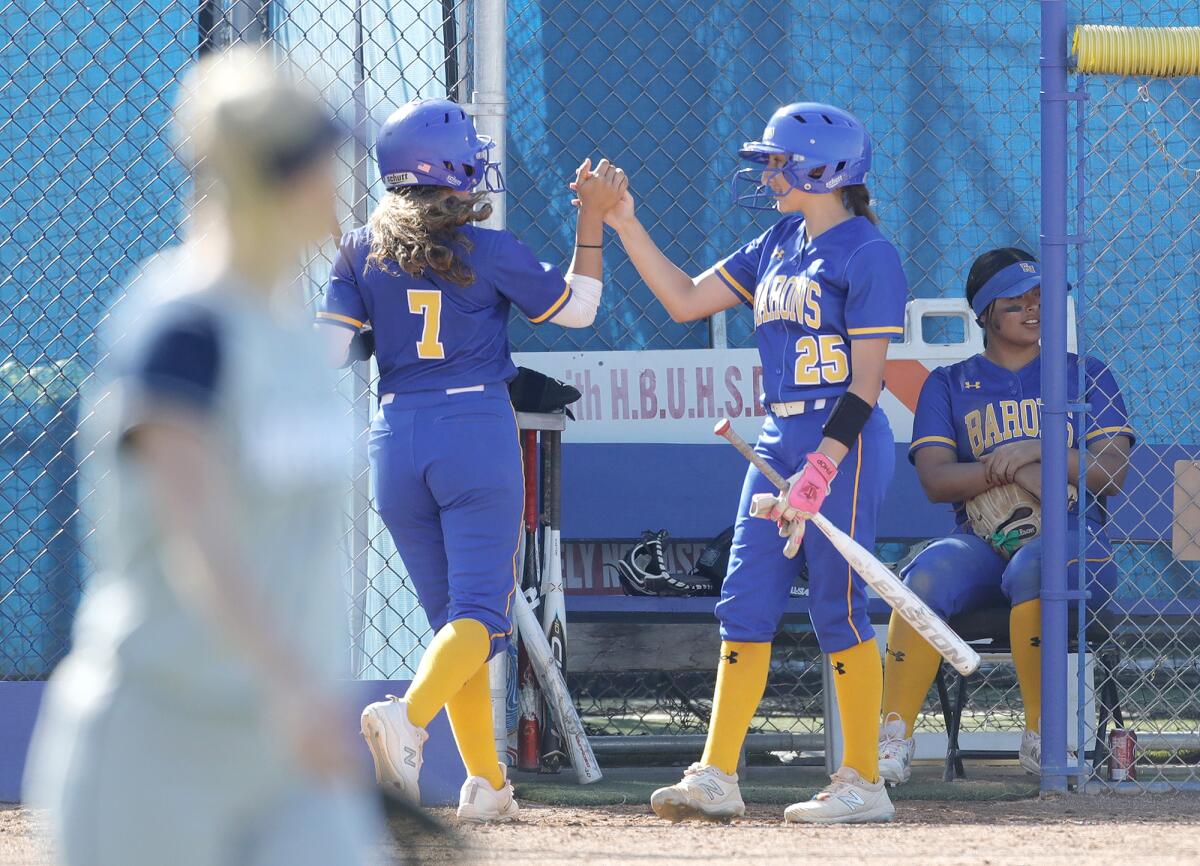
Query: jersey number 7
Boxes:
[
  {"xmin": 407, "ymin": 289, "xmax": 445, "ymax": 359},
  {"xmin": 794, "ymin": 334, "xmax": 849, "ymax": 385}
]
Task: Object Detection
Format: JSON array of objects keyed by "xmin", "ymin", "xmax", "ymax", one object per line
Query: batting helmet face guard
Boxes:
[
  {"xmin": 733, "ymin": 102, "xmax": 872, "ymax": 210},
  {"xmin": 375, "ymin": 97, "xmax": 504, "ymax": 193}
]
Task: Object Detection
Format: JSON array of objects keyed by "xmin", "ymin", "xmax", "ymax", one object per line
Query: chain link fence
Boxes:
[
  {"xmin": 1071, "ymin": 11, "xmax": 1200, "ymax": 788},
  {"xmin": 7, "ymin": 0, "xmax": 1199, "ymax": 780},
  {"xmin": 506, "ymin": 0, "xmax": 1042, "ymax": 352},
  {"xmin": 0, "ymin": 0, "xmax": 470, "ymax": 681}
]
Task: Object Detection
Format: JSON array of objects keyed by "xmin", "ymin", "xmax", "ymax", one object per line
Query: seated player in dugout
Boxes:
[
  {"xmin": 587, "ymin": 102, "xmax": 907, "ymax": 824},
  {"xmin": 316, "ymin": 97, "xmax": 626, "ymax": 821},
  {"xmin": 876, "ymin": 248, "xmax": 1134, "ymax": 785}
]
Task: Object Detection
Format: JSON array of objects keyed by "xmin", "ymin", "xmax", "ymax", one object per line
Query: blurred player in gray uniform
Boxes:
[{"xmin": 23, "ymin": 49, "xmax": 380, "ymax": 866}]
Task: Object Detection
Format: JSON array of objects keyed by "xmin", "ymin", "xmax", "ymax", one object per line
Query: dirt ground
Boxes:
[{"xmin": 8, "ymin": 795, "xmax": 1200, "ymax": 866}]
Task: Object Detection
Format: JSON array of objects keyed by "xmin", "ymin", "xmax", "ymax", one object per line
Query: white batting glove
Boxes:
[{"xmin": 749, "ymin": 492, "xmax": 806, "ymax": 559}]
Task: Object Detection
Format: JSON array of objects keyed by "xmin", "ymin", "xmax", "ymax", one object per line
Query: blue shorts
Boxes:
[
  {"xmin": 369, "ymin": 382, "xmax": 522, "ymax": 660},
  {"xmin": 716, "ymin": 405, "xmax": 895, "ymax": 653},
  {"xmin": 900, "ymin": 529, "xmax": 1117, "ymax": 620}
]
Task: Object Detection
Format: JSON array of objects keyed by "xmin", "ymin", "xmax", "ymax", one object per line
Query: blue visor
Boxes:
[{"xmin": 970, "ymin": 260, "xmax": 1043, "ymax": 317}]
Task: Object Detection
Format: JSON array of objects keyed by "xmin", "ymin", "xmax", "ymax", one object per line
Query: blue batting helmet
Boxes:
[
  {"xmin": 375, "ymin": 97, "xmax": 504, "ymax": 193},
  {"xmin": 734, "ymin": 103, "xmax": 871, "ymax": 209}
]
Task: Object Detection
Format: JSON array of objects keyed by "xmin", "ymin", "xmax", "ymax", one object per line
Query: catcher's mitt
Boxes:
[{"xmin": 965, "ymin": 483, "xmax": 1078, "ymax": 558}]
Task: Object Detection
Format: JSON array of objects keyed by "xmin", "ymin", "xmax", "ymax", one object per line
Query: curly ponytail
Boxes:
[{"xmin": 367, "ymin": 187, "xmax": 493, "ymax": 287}]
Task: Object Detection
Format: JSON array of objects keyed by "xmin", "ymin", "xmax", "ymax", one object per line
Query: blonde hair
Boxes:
[
  {"xmin": 367, "ymin": 187, "xmax": 492, "ymax": 287},
  {"xmin": 175, "ymin": 47, "xmax": 331, "ymax": 199}
]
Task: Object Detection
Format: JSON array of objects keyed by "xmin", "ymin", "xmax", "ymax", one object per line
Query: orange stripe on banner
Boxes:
[
  {"xmin": 884, "ymin": 359, "xmax": 932, "ymax": 414},
  {"xmin": 845, "ymin": 436, "xmax": 864, "ymax": 645}
]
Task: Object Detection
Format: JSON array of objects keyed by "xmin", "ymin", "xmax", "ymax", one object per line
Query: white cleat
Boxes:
[
  {"xmin": 784, "ymin": 767, "xmax": 895, "ymax": 825},
  {"xmin": 457, "ymin": 764, "xmax": 520, "ymax": 823},
  {"xmin": 650, "ymin": 763, "xmax": 746, "ymax": 823},
  {"xmin": 361, "ymin": 695, "xmax": 427, "ymax": 802},
  {"xmin": 1019, "ymin": 728, "xmax": 1042, "ymax": 774},
  {"xmin": 1017, "ymin": 728, "xmax": 1077, "ymax": 776},
  {"xmin": 878, "ymin": 712, "xmax": 915, "ymax": 786}
]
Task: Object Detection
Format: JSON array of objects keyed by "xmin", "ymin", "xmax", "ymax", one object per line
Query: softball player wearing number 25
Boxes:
[
  {"xmin": 317, "ymin": 98, "xmax": 624, "ymax": 821},
  {"xmin": 599, "ymin": 103, "xmax": 907, "ymax": 823}
]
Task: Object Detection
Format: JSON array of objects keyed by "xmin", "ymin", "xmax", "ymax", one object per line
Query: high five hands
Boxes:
[{"xmin": 571, "ymin": 158, "xmax": 635, "ymax": 228}]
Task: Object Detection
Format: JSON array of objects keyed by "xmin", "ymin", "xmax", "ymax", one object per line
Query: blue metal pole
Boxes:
[{"xmin": 1040, "ymin": 0, "xmax": 1070, "ymax": 794}]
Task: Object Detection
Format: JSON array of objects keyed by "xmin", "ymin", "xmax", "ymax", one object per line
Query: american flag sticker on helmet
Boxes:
[{"xmin": 417, "ymin": 162, "xmax": 432, "ymax": 173}]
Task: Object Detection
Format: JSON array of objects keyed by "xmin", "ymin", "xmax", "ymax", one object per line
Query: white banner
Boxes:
[{"xmin": 513, "ymin": 348, "xmax": 920, "ymax": 445}]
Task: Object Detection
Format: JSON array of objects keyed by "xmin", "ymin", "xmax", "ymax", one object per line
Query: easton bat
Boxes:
[
  {"xmin": 512, "ymin": 589, "xmax": 602, "ymax": 784},
  {"xmin": 539, "ymin": 428, "xmax": 567, "ymax": 773},
  {"xmin": 713, "ymin": 419, "xmax": 981, "ymax": 676},
  {"xmin": 516, "ymin": 430, "xmax": 542, "ymax": 772}
]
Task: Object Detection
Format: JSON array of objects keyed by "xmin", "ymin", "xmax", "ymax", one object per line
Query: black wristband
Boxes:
[
  {"xmin": 822, "ymin": 391, "xmax": 874, "ymax": 448},
  {"xmin": 575, "ymin": 243, "xmax": 602, "ymax": 249}
]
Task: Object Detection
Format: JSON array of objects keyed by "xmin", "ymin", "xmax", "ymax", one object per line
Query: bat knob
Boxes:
[{"xmin": 713, "ymin": 419, "xmax": 731, "ymax": 437}]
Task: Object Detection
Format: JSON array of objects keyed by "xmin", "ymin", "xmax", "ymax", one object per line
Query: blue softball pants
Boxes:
[
  {"xmin": 899, "ymin": 529, "xmax": 1117, "ymax": 619},
  {"xmin": 369, "ymin": 382, "xmax": 522, "ymax": 660},
  {"xmin": 716, "ymin": 405, "xmax": 895, "ymax": 653}
]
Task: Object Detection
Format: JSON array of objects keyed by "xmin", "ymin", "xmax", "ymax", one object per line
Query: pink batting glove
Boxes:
[{"xmin": 779, "ymin": 452, "xmax": 838, "ymax": 522}]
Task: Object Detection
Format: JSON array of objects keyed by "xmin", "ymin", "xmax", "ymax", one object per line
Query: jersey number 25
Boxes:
[
  {"xmin": 794, "ymin": 334, "xmax": 849, "ymax": 385},
  {"xmin": 407, "ymin": 289, "xmax": 445, "ymax": 360}
]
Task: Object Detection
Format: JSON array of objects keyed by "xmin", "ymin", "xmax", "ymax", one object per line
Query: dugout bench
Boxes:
[{"xmin": 565, "ymin": 579, "xmax": 1196, "ymax": 780}]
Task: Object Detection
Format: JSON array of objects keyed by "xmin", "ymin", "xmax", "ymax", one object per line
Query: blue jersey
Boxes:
[
  {"xmin": 712, "ymin": 215, "xmax": 907, "ymax": 406},
  {"xmin": 909, "ymin": 352, "xmax": 1135, "ymax": 529},
  {"xmin": 318, "ymin": 225, "xmax": 571, "ymax": 395}
]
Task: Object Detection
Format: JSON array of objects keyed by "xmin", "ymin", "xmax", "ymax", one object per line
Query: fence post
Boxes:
[
  {"xmin": 1039, "ymin": 0, "xmax": 1070, "ymax": 795},
  {"xmin": 473, "ymin": 0, "xmax": 508, "ymax": 230}
]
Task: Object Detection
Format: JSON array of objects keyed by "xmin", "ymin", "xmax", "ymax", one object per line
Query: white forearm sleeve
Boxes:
[{"xmin": 550, "ymin": 273, "xmax": 603, "ymax": 328}]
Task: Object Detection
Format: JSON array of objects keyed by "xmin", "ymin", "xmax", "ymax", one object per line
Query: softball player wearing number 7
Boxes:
[
  {"xmin": 596, "ymin": 103, "xmax": 907, "ymax": 823},
  {"xmin": 317, "ymin": 98, "xmax": 625, "ymax": 821}
]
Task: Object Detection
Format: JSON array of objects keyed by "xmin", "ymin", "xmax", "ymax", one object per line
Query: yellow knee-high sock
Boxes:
[
  {"xmin": 445, "ymin": 662, "xmax": 505, "ymax": 790},
  {"xmin": 880, "ymin": 613, "xmax": 943, "ymax": 737},
  {"xmin": 1010, "ymin": 600, "xmax": 1042, "ymax": 732},
  {"xmin": 699, "ymin": 641, "xmax": 771, "ymax": 775},
  {"xmin": 404, "ymin": 619, "xmax": 491, "ymax": 728},
  {"xmin": 830, "ymin": 638, "xmax": 884, "ymax": 783}
]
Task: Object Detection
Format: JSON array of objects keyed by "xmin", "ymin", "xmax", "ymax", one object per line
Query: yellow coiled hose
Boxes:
[{"xmin": 1074, "ymin": 25, "xmax": 1200, "ymax": 77}]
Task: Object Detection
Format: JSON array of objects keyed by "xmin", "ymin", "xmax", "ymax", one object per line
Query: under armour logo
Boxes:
[
  {"xmin": 721, "ymin": 650, "xmax": 739, "ymax": 664},
  {"xmin": 833, "ymin": 661, "xmax": 846, "ymax": 675},
  {"xmin": 886, "ymin": 647, "xmax": 906, "ymax": 663},
  {"xmin": 963, "ymin": 381, "xmax": 982, "ymax": 390},
  {"xmin": 1030, "ymin": 636, "xmax": 1041, "ymax": 648},
  {"xmin": 772, "ymin": 247, "xmax": 785, "ymax": 260}
]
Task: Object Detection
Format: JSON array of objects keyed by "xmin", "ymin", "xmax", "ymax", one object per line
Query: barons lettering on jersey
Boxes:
[
  {"xmin": 753, "ymin": 273, "xmax": 822, "ymax": 328},
  {"xmin": 909, "ymin": 352, "xmax": 1136, "ymax": 528},
  {"xmin": 712, "ymin": 215, "xmax": 908, "ymax": 405},
  {"xmin": 962, "ymin": 397, "xmax": 1076, "ymax": 458}
]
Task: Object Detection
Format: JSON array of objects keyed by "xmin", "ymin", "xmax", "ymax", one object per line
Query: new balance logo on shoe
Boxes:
[
  {"xmin": 721, "ymin": 650, "xmax": 739, "ymax": 664},
  {"xmin": 836, "ymin": 790, "xmax": 866, "ymax": 809},
  {"xmin": 699, "ymin": 780, "xmax": 724, "ymax": 800},
  {"xmin": 404, "ymin": 747, "xmax": 418, "ymax": 768}
]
